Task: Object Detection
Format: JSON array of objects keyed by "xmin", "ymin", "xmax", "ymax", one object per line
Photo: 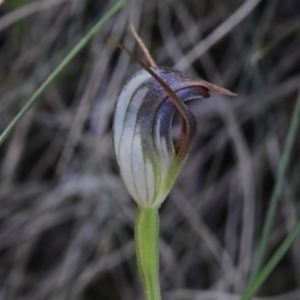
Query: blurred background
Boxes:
[{"xmin": 0, "ymin": 0, "xmax": 300, "ymax": 299}]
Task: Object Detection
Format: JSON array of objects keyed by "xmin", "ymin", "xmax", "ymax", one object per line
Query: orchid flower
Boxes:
[
  {"xmin": 114, "ymin": 66, "xmax": 235, "ymax": 208},
  {"xmin": 112, "ymin": 37, "xmax": 236, "ymax": 300}
]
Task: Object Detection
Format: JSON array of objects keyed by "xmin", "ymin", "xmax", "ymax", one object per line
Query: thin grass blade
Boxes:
[
  {"xmin": 0, "ymin": 0, "xmax": 126, "ymax": 147},
  {"xmin": 250, "ymin": 87, "xmax": 300, "ymax": 280}
]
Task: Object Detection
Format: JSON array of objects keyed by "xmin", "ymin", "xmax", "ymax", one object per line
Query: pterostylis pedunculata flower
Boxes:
[
  {"xmin": 111, "ymin": 29, "xmax": 236, "ymax": 300},
  {"xmin": 113, "ymin": 39, "xmax": 236, "ymax": 209}
]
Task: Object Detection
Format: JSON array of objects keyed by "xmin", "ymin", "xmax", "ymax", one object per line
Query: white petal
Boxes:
[
  {"xmin": 114, "ymin": 70, "xmax": 151, "ymax": 158},
  {"xmin": 117, "ymin": 87, "xmax": 148, "ymax": 204}
]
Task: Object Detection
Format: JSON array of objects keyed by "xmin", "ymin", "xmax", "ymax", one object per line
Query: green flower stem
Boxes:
[{"xmin": 135, "ymin": 207, "xmax": 161, "ymax": 300}]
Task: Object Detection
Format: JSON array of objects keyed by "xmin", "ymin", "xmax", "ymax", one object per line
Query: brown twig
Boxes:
[{"xmin": 130, "ymin": 22, "xmax": 157, "ymax": 67}]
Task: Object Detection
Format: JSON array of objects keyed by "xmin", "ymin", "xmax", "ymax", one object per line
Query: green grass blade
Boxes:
[
  {"xmin": 241, "ymin": 218, "xmax": 300, "ymax": 300},
  {"xmin": 250, "ymin": 88, "xmax": 300, "ymax": 281},
  {"xmin": 252, "ymin": 21, "xmax": 300, "ymax": 62},
  {"xmin": 0, "ymin": 0, "xmax": 126, "ymax": 147}
]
